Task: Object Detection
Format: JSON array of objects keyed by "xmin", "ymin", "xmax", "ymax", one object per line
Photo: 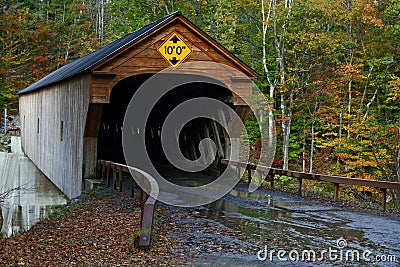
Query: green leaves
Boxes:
[{"xmin": 0, "ymin": 0, "xmax": 398, "ymax": 203}]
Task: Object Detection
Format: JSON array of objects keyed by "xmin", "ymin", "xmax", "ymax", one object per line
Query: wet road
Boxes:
[{"xmin": 165, "ymin": 177, "xmax": 400, "ymax": 267}]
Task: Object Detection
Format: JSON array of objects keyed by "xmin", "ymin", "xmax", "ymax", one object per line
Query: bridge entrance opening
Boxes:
[{"xmin": 97, "ymin": 74, "xmax": 233, "ymax": 179}]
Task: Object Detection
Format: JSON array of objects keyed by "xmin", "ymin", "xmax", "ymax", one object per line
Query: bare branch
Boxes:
[{"xmin": 0, "ymin": 185, "xmax": 29, "ymax": 206}]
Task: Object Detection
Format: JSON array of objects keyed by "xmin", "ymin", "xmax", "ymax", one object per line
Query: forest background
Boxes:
[{"xmin": 0, "ymin": 0, "xmax": 399, "ymax": 207}]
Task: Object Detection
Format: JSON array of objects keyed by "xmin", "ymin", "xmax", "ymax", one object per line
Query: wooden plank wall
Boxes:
[
  {"xmin": 19, "ymin": 74, "xmax": 90, "ymax": 199},
  {"xmin": 86, "ymin": 20, "xmax": 254, "ymax": 179},
  {"xmin": 83, "ymin": 104, "xmax": 103, "ymax": 179},
  {"xmin": 91, "ymin": 20, "xmax": 254, "ymax": 106},
  {"xmin": 18, "ymin": 17, "xmax": 255, "ymax": 200}
]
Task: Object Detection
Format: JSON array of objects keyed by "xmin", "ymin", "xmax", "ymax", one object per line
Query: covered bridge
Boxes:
[{"xmin": 18, "ymin": 11, "xmax": 257, "ymax": 199}]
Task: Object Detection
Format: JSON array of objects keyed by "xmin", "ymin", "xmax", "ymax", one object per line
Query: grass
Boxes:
[
  {"xmin": 127, "ymin": 208, "xmax": 170, "ymax": 250},
  {"xmin": 48, "ymin": 187, "xmax": 100, "ymax": 219}
]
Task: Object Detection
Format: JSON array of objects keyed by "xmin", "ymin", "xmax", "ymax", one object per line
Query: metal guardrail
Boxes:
[
  {"xmin": 97, "ymin": 160, "xmax": 158, "ymax": 249},
  {"xmin": 221, "ymin": 159, "xmax": 400, "ymax": 211}
]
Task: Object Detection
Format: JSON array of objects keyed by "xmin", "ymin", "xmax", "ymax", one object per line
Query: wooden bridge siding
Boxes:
[
  {"xmin": 83, "ymin": 104, "xmax": 103, "ymax": 179},
  {"xmin": 19, "ymin": 74, "xmax": 90, "ymax": 199},
  {"xmin": 18, "ymin": 14, "xmax": 256, "ymax": 199},
  {"xmin": 85, "ymin": 19, "xmax": 254, "ymax": 177}
]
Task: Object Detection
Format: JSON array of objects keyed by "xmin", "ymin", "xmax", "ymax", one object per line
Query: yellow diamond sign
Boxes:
[{"xmin": 158, "ymin": 32, "xmax": 192, "ymax": 68}]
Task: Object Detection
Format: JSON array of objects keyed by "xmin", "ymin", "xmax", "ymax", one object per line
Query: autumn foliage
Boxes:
[{"xmin": 0, "ymin": 0, "xmax": 399, "ymax": 206}]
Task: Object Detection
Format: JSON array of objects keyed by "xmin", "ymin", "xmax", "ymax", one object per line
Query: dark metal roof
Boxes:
[
  {"xmin": 18, "ymin": 11, "xmax": 181, "ymax": 95},
  {"xmin": 19, "ymin": 10, "xmax": 258, "ymax": 95}
]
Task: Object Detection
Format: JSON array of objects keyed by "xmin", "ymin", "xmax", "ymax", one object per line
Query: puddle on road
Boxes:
[
  {"xmin": 167, "ymin": 175, "xmax": 399, "ymax": 265},
  {"xmin": 229, "ymin": 189, "xmax": 320, "ymax": 209},
  {"xmin": 201, "ymin": 199, "xmax": 357, "ymax": 246},
  {"xmin": 229, "ymin": 189, "xmax": 269, "ymax": 200},
  {"xmin": 195, "ymin": 189, "xmax": 400, "ymax": 265}
]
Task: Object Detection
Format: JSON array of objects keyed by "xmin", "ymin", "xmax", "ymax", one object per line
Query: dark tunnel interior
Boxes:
[{"xmin": 97, "ymin": 73, "xmax": 233, "ymax": 178}]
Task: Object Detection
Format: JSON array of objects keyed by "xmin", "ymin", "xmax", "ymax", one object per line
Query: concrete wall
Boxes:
[{"xmin": 0, "ymin": 137, "xmax": 68, "ymax": 237}]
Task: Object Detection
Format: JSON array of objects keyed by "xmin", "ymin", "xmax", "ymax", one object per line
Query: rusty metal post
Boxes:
[
  {"xmin": 96, "ymin": 160, "xmax": 158, "ymax": 250},
  {"xmin": 138, "ymin": 197, "xmax": 156, "ymax": 249},
  {"xmin": 140, "ymin": 188, "xmax": 145, "ymax": 213}
]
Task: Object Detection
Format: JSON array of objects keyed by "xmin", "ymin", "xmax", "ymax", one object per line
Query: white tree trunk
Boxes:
[
  {"xmin": 361, "ymin": 87, "xmax": 378, "ymax": 124},
  {"xmin": 309, "ymin": 118, "xmax": 315, "ymax": 173},
  {"xmin": 262, "ymin": 0, "xmax": 276, "ymax": 160},
  {"xmin": 397, "ymin": 124, "xmax": 400, "ymax": 182},
  {"xmin": 337, "ymin": 93, "xmax": 345, "ymax": 168},
  {"xmin": 347, "ymin": 79, "xmax": 352, "ymax": 139},
  {"xmin": 262, "ymin": 0, "xmax": 294, "ymax": 170}
]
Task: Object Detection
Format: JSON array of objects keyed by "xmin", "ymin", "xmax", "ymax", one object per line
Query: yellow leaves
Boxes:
[
  {"xmin": 387, "ymin": 77, "xmax": 400, "ymax": 103},
  {"xmin": 342, "ymin": 142, "xmax": 363, "ymax": 152},
  {"xmin": 347, "ymin": 159, "xmax": 377, "ymax": 168},
  {"xmin": 359, "ymin": 139, "xmax": 372, "ymax": 146}
]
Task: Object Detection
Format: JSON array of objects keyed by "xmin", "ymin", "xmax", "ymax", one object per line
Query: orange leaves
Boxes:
[
  {"xmin": 335, "ymin": 63, "xmax": 363, "ymax": 82},
  {"xmin": 356, "ymin": 0, "xmax": 384, "ymax": 27},
  {"xmin": 68, "ymin": 2, "xmax": 88, "ymax": 14},
  {"xmin": 0, "ymin": 192, "xmax": 181, "ymax": 266}
]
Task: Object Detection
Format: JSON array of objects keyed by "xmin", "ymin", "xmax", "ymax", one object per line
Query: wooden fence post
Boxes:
[
  {"xmin": 105, "ymin": 161, "xmax": 111, "ymax": 187},
  {"xmin": 131, "ymin": 176, "xmax": 135, "ymax": 198},
  {"xmin": 298, "ymin": 178, "xmax": 302, "ymax": 196},
  {"xmin": 247, "ymin": 168, "xmax": 252, "ymax": 185},
  {"xmin": 334, "ymin": 183, "xmax": 340, "ymax": 201},
  {"xmin": 118, "ymin": 166, "xmax": 123, "ymax": 192},
  {"xmin": 97, "ymin": 159, "xmax": 102, "ymax": 179},
  {"xmin": 219, "ymin": 159, "xmax": 400, "ymax": 212},
  {"xmin": 112, "ymin": 164, "xmax": 117, "ymax": 190},
  {"xmin": 270, "ymin": 173, "xmax": 274, "ymax": 188},
  {"xmin": 257, "ymin": 171, "xmax": 263, "ymax": 187},
  {"xmin": 381, "ymin": 188, "xmax": 387, "ymax": 212},
  {"xmin": 100, "ymin": 160, "xmax": 106, "ymax": 180}
]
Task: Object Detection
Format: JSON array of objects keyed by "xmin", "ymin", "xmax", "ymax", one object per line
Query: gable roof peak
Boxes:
[{"xmin": 18, "ymin": 12, "xmax": 182, "ymax": 95}]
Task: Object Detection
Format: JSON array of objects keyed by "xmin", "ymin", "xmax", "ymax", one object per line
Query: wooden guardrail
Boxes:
[
  {"xmin": 6, "ymin": 128, "xmax": 20, "ymax": 136},
  {"xmin": 221, "ymin": 159, "xmax": 400, "ymax": 211},
  {"xmin": 97, "ymin": 160, "xmax": 158, "ymax": 249}
]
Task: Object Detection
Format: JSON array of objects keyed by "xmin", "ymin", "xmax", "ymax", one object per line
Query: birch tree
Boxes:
[{"xmin": 261, "ymin": 0, "xmax": 294, "ymax": 170}]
